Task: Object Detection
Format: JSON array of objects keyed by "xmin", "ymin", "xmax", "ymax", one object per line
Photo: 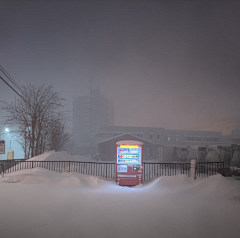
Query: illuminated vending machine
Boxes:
[{"xmin": 115, "ymin": 140, "xmax": 143, "ymax": 186}]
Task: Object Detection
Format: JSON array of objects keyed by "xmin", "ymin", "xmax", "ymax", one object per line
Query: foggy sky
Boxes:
[{"xmin": 1, "ymin": 0, "xmax": 240, "ymax": 135}]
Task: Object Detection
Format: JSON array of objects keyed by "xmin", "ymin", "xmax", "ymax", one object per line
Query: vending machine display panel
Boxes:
[
  {"xmin": 117, "ymin": 165, "xmax": 128, "ymax": 173},
  {"xmin": 117, "ymin": 145, "xmax": 142, "ymax": 165}
]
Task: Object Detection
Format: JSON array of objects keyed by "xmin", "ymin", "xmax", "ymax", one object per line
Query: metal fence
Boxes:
[
  {"xmin": 143, "ymin": 162, "xmax": 190, "ymax": 180},
  {"xmin": 0, "ymin": 160, "xmax": 225, "ymax": 181},
  {"xmin": 0, "ymin": 160, "xmax": 116, "ymax": 179},
  {"xmin": 143, "ymin": 162, "xmax": 225, "ymax": 181},
  {"xmin": 195, "ymin": 162, "xmax": 225, "ymax": 177}
]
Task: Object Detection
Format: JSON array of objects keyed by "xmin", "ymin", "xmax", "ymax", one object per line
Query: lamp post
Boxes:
[{"xmin": 7, "ymin": 140, "xmax": 14, "ymax": 160}]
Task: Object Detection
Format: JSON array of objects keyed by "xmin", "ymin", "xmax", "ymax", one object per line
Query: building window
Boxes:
[
  {"xmin": 168, "ymin": 136, "xmax": 171, "ymax": 141},
  {"xmin": 157, "ymin": 135, "xmax": 160, "ymax": 140},
  {"xmin": 149, "ymin": 134, "xmax": 152, "ymax": 139}
]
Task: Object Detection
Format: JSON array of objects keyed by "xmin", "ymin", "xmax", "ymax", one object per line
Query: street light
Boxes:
[{"xmin": 3, "ymin": 128, "xmax": 14, "ymax": 160}]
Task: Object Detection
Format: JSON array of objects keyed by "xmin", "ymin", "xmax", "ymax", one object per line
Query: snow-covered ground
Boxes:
[{"xmin": 0, "ymin": 151, "xmax": 240, "ymax": 238}]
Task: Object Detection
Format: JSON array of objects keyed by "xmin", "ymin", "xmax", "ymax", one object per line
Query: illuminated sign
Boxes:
[
  {"xmin": 0, "ymin": 140, "xmax": 5, "ymax": 154},
  {"xmin": 117, "ymin": 145, "xmax": 142, "ymax": 164},
  {"xmin": 120, "ymin": 145, "xmax": 139, "ymax": 148}
]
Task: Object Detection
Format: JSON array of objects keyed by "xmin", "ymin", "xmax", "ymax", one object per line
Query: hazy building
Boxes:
[
  {"xmin": 95, "ymin": 126, "xmax": 225, "ymax": 162},
  {"xmin": 223, "ymin": 129, "xmax": 240, "ymax": 144},
  {"xmin": 72, "ymin": 87, "xmax": 231, "ymax": 160},
  {"xmin": 72, "ymin": 88, "xmax": 114, "ymax": 154},
  {"xmin": 96, "ymin": 126, "xmax": 165, "ymax": 161}
]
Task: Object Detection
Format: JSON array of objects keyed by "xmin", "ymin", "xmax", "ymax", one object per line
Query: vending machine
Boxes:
[{"xmin": 115, "ymin": 140, "xmax": 143, "ymax": 186}]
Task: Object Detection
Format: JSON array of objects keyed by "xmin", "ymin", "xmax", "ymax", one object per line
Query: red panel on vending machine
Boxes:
[{"xmin": 115, "ymin": 140, "xmax": 143, "ymax": 186}]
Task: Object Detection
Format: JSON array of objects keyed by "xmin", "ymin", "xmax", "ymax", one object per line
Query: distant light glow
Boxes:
[{"xmin": 5, "ymin": 128, "xmax": 9, "ymax": 132}]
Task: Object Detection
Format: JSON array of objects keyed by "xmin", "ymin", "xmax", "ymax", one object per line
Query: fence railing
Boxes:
[
  {"xmin": 143, "ymin": 161, "xmax": 225, "ymax": 181},
  {"xmin": 143, "ymin": 162, "xmax": 190, "ymax": 181},
  {"xmin": 195, "ymin": 162, "xmax": 225, "ymax": 177},
  {"xmin": 0, "ymin": 160, "xmax": 116, "ymax": 179},
  {"xmin": 0, "ymin": 160, "xmax": 225, "ymax": 181}
]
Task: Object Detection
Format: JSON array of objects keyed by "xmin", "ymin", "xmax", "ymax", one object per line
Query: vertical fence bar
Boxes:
[
  {"xmin": 204, "ymin": 163, "xmax": 205, "ymax": 177},
  {"xmin": 148, "ymin": 164, "xmax": 150, "ymax": 179},
  {"xmin": 143, "ymin": 163, "xmax": 145, "ymax": 181},
  {"xmin": 223, "ymin": 161, "xmax": 224, "ymax": 176}
]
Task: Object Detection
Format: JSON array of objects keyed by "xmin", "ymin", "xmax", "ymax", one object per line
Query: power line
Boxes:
[
  {"xmin": 0, "ymin": 66, "xmax": 34, "ymax": 109},
  {"xmin": 0, "ymin": 65, "xmax": 23, "ymax": 93},
  {"xmin": 0, "ymin": 65, "xmax": 24, "ymax": 94},
  {"xmin": 0, "ymin": 75, "xmax": 31, "ymax": 106}
]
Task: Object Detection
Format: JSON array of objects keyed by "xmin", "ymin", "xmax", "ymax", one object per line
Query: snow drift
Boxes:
[{"xmin": 0, "ymin": 151, "xmax": 239, "ymax": 238}]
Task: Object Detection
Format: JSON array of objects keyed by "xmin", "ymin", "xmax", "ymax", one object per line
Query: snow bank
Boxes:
[
  {"xmin": 192, "ymin": 173, "xmax": 239, "ymax": 198},
  {"xmin": 27, "ymin": 150, "xmax": 74, "ymax": 161},
  {"xmin": 27, "ymin": 150, "xmax": 113, "ymax": 162},
  {"xmin": 0, "ymin": 165, "xmax": 240, "ymax": 238},
  {"xmin": 5, "ymin": 174, "xmax": 46, "ymax": 184},
  {"xmin": 141, "ymin": 173, "xmax": 239, "ymax": 197},
  {"xmin": 26, "ymin": 150, "xmax": 99, "ymax": 162},
  {"xmin": 2, "ymin": 167, "xmax": 112, "ymax": 189}
]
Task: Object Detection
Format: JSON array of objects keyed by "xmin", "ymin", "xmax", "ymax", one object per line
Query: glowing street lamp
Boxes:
[{"xmin": 2, "ymin": 128, "xmax": 14, "ymax": 160}]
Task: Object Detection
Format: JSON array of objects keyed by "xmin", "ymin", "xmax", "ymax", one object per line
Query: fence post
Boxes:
[
  {"xmin": 222, "ymin": 161, "xmax": 225, "ymax": 176},
  {"xmin": 0, "ymin": 164, "xmax": 4, "ymax": 177},
  {"xmin": 190, "ymin": 159, "xmax": 196, "ymax": 180},
  {"xmin": 143, "ymin": 163, "xmax": 145, "ymax": 181}
]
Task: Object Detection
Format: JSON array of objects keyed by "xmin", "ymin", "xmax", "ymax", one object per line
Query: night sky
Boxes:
[{"xmin": 1, "ymin": 0, "xmax": 240, "ymax": 135}]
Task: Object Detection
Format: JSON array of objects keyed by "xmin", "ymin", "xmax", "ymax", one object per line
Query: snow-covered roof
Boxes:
[
  {"xmin": 97, "ymin": 133, "xmax": 153, "ymax": 145},
  {"xmin": 116, "ymin": 140, "xmax": 144, "ymax": 145}
]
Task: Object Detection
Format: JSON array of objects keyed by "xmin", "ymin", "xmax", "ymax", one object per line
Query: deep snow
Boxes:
[{"xmin": 0, "ymin": 151, "xmax": 240, "ymax": 238}]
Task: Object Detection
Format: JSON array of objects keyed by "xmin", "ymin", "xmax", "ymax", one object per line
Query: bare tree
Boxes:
[
  {"xmin": 45, "ymin": 112, "xmax": 71, "ymax": 152},
  {"xmin": 0, "ymin": 84, "xmax": 70, "ymax": 158}
]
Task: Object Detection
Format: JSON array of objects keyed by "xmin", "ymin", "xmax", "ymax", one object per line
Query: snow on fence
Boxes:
[{"xmin": 0, "ymin": 160, "xmax": 225, "ymax": 181}]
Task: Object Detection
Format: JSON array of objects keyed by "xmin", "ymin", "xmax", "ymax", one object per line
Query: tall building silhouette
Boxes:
[{"xmin": 72, "ymin": 87, "xmax": 114, "ymax": 154}]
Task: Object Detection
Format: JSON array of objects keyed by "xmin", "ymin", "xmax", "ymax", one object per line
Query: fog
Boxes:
[{"xmin": 1, "ymin": 0, "xmax": 240, "ymax": 135}]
